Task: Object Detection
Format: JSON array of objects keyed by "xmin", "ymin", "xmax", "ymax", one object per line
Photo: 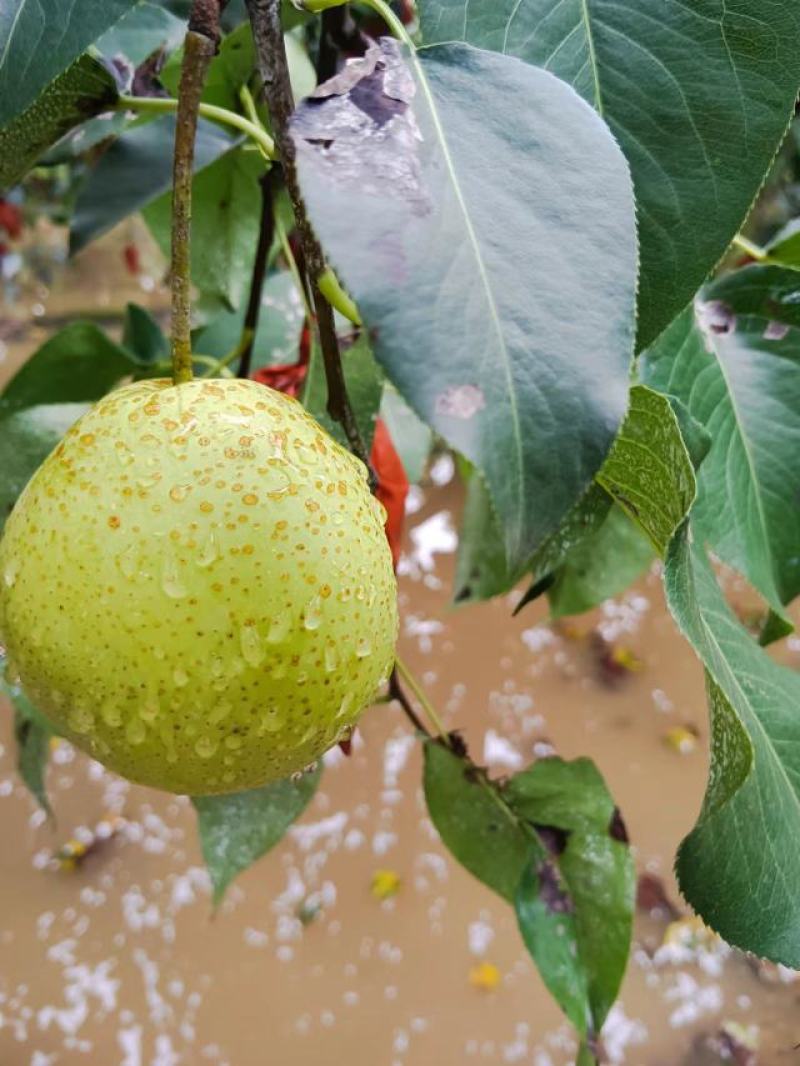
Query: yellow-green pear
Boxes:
[{"xmin": 0, "ymin": 378, "xmax": 398, "ymax": 794}]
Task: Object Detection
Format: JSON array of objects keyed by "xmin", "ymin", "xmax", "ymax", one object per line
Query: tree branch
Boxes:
[
  {"xmin": 244, "ymin": 0, "xmax": 370, "ymax": 467},
  {"xmin": 238, "ymin": 171, "xmax": 276, "ymax": 378},
  {"xmin": 170, "ymin": 0, "xmax": 226, "ymax": 384},
  {"xmin": 388, "ymin": 666, "xmax": 431, "ymax": 737}
]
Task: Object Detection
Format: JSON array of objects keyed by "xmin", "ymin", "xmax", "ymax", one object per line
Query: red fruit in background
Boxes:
[
  {"xmin": 0, "ymin": 199, "xmax": 23, "ymax": 240},
  {"xmin": 371, "ymin": 418, "xmax": 408, "ymax": 567},
  {"xmin": 123, "ymin": 243, "xmax": 141, "ymax": 276}
]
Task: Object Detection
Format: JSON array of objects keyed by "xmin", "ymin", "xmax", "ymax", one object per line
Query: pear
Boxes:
[{"xmin": 0, "ymin": 378, "xmax": 397, "ymax": 794}]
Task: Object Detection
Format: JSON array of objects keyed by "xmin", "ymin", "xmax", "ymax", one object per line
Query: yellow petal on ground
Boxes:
[
  {"xmin": 469, "ymin": 962, "xmax": 501, "ymax": 991},
  {"xmin": 663, "ymin": 726, "xmax": 699, "ymax": 754},
  {"xmin": 609, "ymin": 645, "xmax": 643, "ymax": 672},
  {"xmin": 371, "ymin": 869, "xmax": 401, "ymax": 900}
]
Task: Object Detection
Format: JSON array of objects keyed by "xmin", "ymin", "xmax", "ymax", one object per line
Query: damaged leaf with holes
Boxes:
[
  {"xmin": 423, "ymin": 742, "xmax": 634, "ymax": 1039},
  {"xmin": 291, "ymin": 37, "xmax": 637, "ymax": 573}
]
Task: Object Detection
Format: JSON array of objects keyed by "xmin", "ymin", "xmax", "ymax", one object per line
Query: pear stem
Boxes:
[{"xmin": 170, "ymin": 4, "xmax": 224, "ymax": 385}]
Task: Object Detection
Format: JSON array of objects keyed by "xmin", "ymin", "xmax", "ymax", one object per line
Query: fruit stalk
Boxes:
[
  {"xmin": 237, "ymin": 171, "xmax": 276, "ymax": 378},
  {"xmin": 170, "ymin": 1, "xmax": 226, "ymax": 384},
  {"xmin": 245, "ymin": 0, "xmax": 370, "ymax": 468}
]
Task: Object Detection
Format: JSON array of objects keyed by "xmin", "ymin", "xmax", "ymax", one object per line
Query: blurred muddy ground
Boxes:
[{"xmin": 2, "ymin": 226, "xmax": 800, "ymax": 1066}]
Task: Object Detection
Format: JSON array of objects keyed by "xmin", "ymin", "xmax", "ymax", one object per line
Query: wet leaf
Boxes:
[
  {"xmin": 379, "ymin": 386, "xmax": 432, "ymax": 484},
  {"xmin": 193, "ymin": 766, "xmax": 322, "ymax": 905},
  {"xmin": 642, "ymin": 266, "xmax": 800, "ymax": 615},
  {"xmin": 122, "ymin": 304, "xmax": 169, "ymax": 366},
  {"xmin": 0, "ymin": 323, "xmax": 139, "ymax": 416},
  {"xmin": 97, "ymin": 2, "xmax": 185, "ymax": 67},
  {"xmin": 424, "ymin": 743, "xmax": 633, "ymax": 1033},
  {"xmin": 0, "ymin": 404, "xmax": 90, "ymax": 532},
  {"xmin": 9, "ymin": 690, "xmax": 53, "ymax": 817},
  {"xmin": 0, "ymin": 54, "xmax": 119, "ymax": 189},
  {"xmin": 302, "ymin": 334, "xmax": 383, "ymax": 453},
  {"xmin": 548, "ymin": 506, "xmax": 654, "ymax": 619},
  {"xmin": 664, "ymin": 524, "xmax": 800, "ymax": 964},
  {"xmin": 0, "ymin": 0, "xmax": 137, "ymax": 128},
  {"xmin": 70, "ymin": 115, "xmax": 235, "ymax": 253},
  {"xmin": 418, "ymin": 0, "xmax": 800, "ymax": 348},
  {"xmin": 291, "ymin": 39, "xmax": 637, "ymax": 573},
  {"xmin": 596, "ymin": 385, "xmax": 696, "ymax": 557},
  {"xmin": 143, "ymin": 146, "xmax": 264, "ymax": 308}
]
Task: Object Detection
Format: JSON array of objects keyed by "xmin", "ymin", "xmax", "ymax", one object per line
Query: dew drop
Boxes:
[
  {"xmin": 169, "ymin": 484, "xmax": 190, "ymax": 502},
  {"xmin": 240, "ymin": 623, "xmax": 265, "ymax": 667},
  {"xmin": 101, "ymin": 701, "xmax": 122, "ymax": 728},
  {"xmin": 331, "ymin": 511, "xmax": 345, "ymax": 526},
  {"xmin": 173, "ymin": 668, "xmax": 189, "ymax": 688},
  {"xmin": 116, "ymin": 545, "xmax": 137, "ymax": 580},
  {"xmin": 139, "ymin": 700, "xmax": 159, "ymax": 723},
  {"xmin": 223, "ymin": 770, "xmax": 236, "ymax": 784},
  {"xmin": 260, "ymin": 708, "xmax": 282, "ymax": 733},
  {"xmin": 195, "ymin": 735, "xmax": 218, "ymax": 759},
  {"xmin": 197, "ymin": 531, "xmax": 219, "ymax": 569},
  {"xmin": 355, "ymin": 637, "xmax": 372, "ymax": 659},
  {"xmin": 355, "ymin": 585, "xmax": 366, "ymax": 603},
  {"xmin": 303, "ymin": 594, "xmax": 323, "ymax": 631},
  {"xmin": 126, "ymin": 717, "xmax": 147, "ymax": 745},
  {"xmin": 3, "ymin": 558, "xmax": 19, "ymax": 588},
  {"xmin": 162, "ymin": 554, "xmax": 188, "ymax": 599},
  {"xmin": 114, "ymin": 441, "xmax": 135, "ymax": 466},
  {"xmin": 267, "ymin": 612, "xmax": 290, "ymax": 644},
  {"xmin": 270, "ymin": 660, "xmax": 288, "ymax": 681},
  {"xmin": 324, "ymin": 642, "xmax": 338, "ymax": 673},
  {"xmin": 225, "ymin": 735, "xmax": 243, "ymax": 751},
  {"xmin": 210, "ymin": 657, "xmax": 225, "ymax": 678},
  {"xmin": 68, "ymin": 706, "xmax": 94, "ymax": 733},
  {"xmin": 336, "ymin": 690, "xmax": 356, "ymax": 721},
  {"xmin": 209, "ymin": 699, "xmax": 232, "ymax": 725}
]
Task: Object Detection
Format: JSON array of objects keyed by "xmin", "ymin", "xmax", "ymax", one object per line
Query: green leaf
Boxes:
[
  {"xmin": 193, "ymin": 766, "xmax": 321, "ymax": 905},
  {"xmin": 0, "ymin": 0, "xmax": 138, "ymax": 128},
  {"xmin": 642, "ymin": 266, "xmax": 800, "ymax": 614},
  {"xmin": 515, "ymin": 857, "xmax": 590, "ymax": 1036},
  {"xmin": 0, "ymin": 54, "xmax": 119, "ymax": 189},
  {"xmin": 192, "ymin": 270, "xmax": 305, "ymax": 369},
  {"xmin": 418, "ymin": 0, "xmax": 800, "ymax": 348},
  {"xmin": 160, "ymin": 24, "xmax": 315, "ymax": 110},
  {"xmin": 424, "ymin": 743, "xmax": 633, "ymax": 1033},
  {"xmin": 143, "ymin": 146, "xmax": 264, "ymax": 308},
  {"xmin": 507, "ymin": 758, "xmax": 635, "ymax": 1029},
  {"xmin": 291, "ymin": 39, "xmax": 637, "ymax": 572},
  {"xmin": 97, "ymin": 1, "xmax": 185, "ymax": 67},
  {"xmin": 0, "ymin": 404, "xmax": 90, "ymax": 531},
  {"xmin": 548, "ymin": 506, "xmax": 654, "ymax": 619},
  {"xmin": 70, "ymin": 115, "xmax": 235, "ymax": 254},
  {"xmin": 12, "ymin": 698, "xmax": 53, "ymax": 817},
  {"xmin": 0, "ymin": 323, "xmax": 139, "ymax": 417},
  {"xmin": 423, "ymin": 742, "xmax": 532, "ymax": 902},
  {"xmin": 379, "ymin": 386, "xmax": 432, "ymax": 484},
  {"xmin": 664, "ymin": 524, "xmax": 800, "ymax": 964},
  {"xmin": 765, "ymin": 219, "xmax": 800, "ymax": 270},
  {"xmin": 302, "ymin": 334, "xmax": 383, "ymax": 452},
  {"xmin": 122, "ymin": 304, "xmax": 169, "ymax": 365},
  {"xmin": 596, "ymin": 385, "xmax": 696, "ymax": 557}
]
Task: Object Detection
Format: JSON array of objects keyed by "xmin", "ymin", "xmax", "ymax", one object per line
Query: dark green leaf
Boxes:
[
  {"xmin": 0, "ymin": 404, "xmax": 90, "ymax": 531},
  {"xmin": 642, "ymin": 266, "xmax": 800, "ymax": 613},
  {"xmin": 70, "ymin": 115, "xmax": 235, "ymax": 253},
  {"xmin": 418, "ymin": 0, "xmax": 800, "ymax": 348},
  {"xmin": 423, "ymin": 742, "xmax": 533, "ymax": 902},
  {"xmin": 0, "ymin": 323, "xmax": 138, "ymax": 417},
  {"xmin": 13, "ymin": 699, "xmax": 53, "ymax": 817},
  {"xmin": 379, "ymin": 386, "xmax": 432, "ymax": 484},
  {"xmin": 664, "ymin": 396, "xmax": 712, "ymax": 472},
  {"xmin": 515, "ymin": 857, "xmax": 589, "ymax": 1035},
  {"xmin": 143, "ymin": 146, "xmax": 264, "ymax": 307},
  {"xmin": 507, "ymin": 758, "xmax": 634, "ymax": 1029},
  {"xmin": 122, "ymin": 304, "xmax": 169, "ymax": 365},
  {"xmin": 0, "ymin": 0, "xmax": 138, "ymax": 128},
  {"xmin": 664, "ymin": 524, "xmax": 800, "ymax": 965},
  {"xmin": 548, "ymin": 506, "xmax": 654, "ymax": 619},
  {"xmin": 302, "ymin": 334, "xmax": 383, "ymax": 452},
  {"xmin": 596, "ymin": 385, "xmax": 696, "ymax": 557},
  {"xmin": 192, "ymin": 270, "xmax": 304, "ymax": 368},
  {"xmin": 193, "ymin": 766, "xmax": 321, "ymax": 905},
  {"xmin": 98, "ymin": 2, "xmax": 185, "ymax": 67},
  {"xmin": 765, "ymin": 219, "xmax": 800, "ymax": 270},
  {"xmin": 0, "ymin": 54, "xmax": 119, "ymax": 190},
  {"xmin": 291, "ymin": 39, "xmax": 637, "ymax": 571},
  {"xmin": 424, "ymin": 743, "xmax": 633, "ymax": 1033},
  {"xmin": 454, "ymin": 472, "xmax": 521, "ymax": 604}
]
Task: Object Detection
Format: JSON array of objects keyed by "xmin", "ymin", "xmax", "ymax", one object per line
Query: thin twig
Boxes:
[
  {"xmin": 244, "ymin": 0, "xmax": 370, "ymax": 467},
  {"xmin": 170, "ymin": 1, "xmax": 225, "ymax": 383},
  {"xmin": 388, "ymin": 667, "xmax": 430, "ymax": 737},
  {"xmin": 238, "ymin": 171, "xmax": 276, "ymax": 378}
]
